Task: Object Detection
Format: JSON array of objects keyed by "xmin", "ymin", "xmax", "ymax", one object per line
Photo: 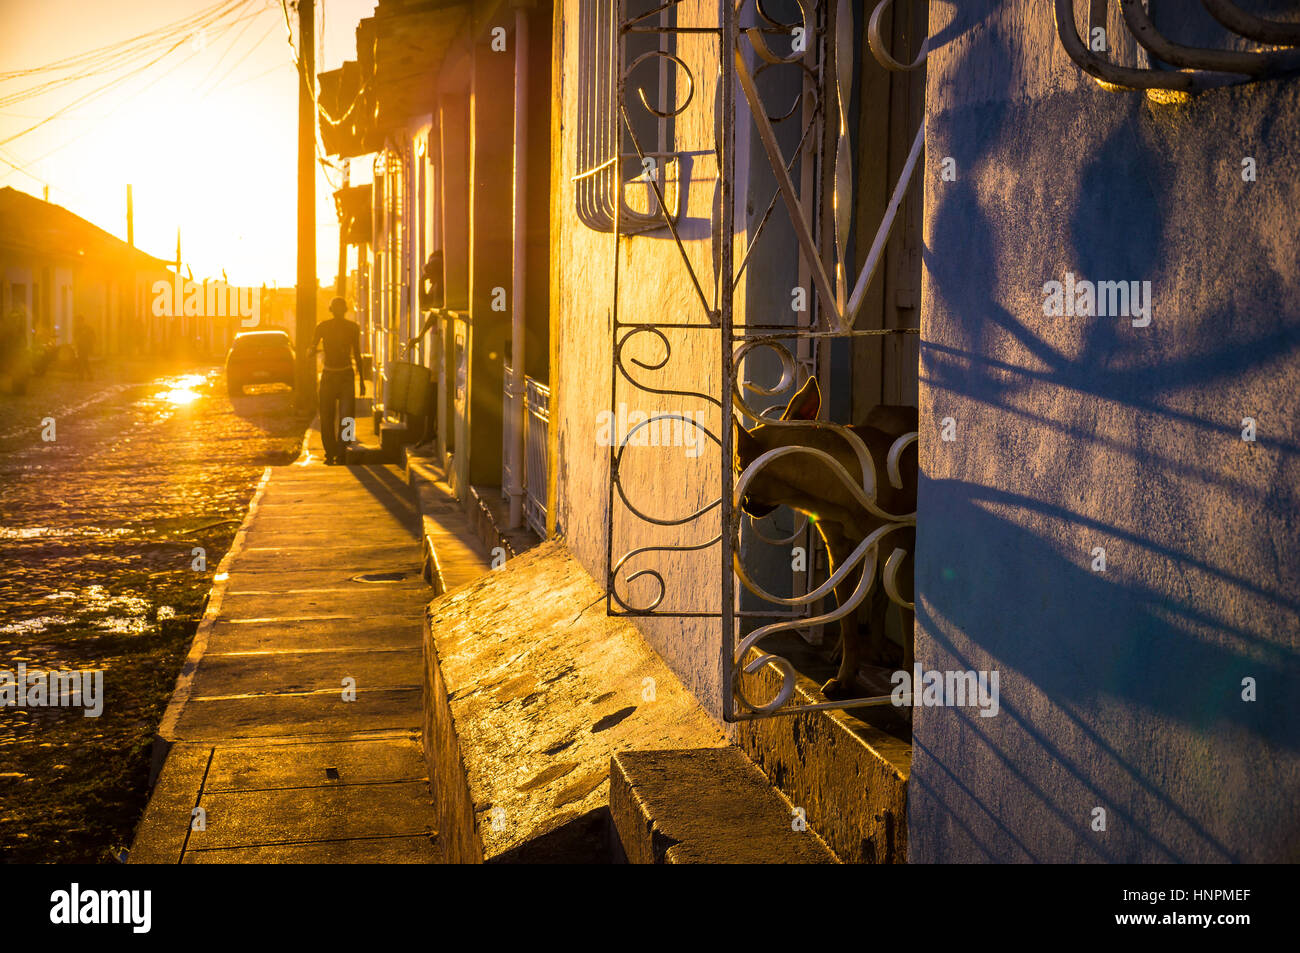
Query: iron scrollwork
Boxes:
[
  {"xmin": 603, "ymin": 0, "xmax": 925, "ymax": 721},
  {"xmin": 730, "ymin": 338, "xmax": 918, "ymax": 717}
]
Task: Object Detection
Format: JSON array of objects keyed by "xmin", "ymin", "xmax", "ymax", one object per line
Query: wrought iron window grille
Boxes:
[
  {"xmin": 601, "ymin": 0, "xmax": 925, "ymax": 722},
  {"xmin": 574, "ymin": 0, "xmax": 686, "ymax": 233}
]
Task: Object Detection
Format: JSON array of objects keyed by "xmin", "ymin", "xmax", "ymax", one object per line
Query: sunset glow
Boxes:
[
  {"xmin": 1, "ymin": 0, "xmax": 1296, "ymax": 891},
  {"xmin": 0, "ymin": 0, "xmax": 376, "ymax": 287}
]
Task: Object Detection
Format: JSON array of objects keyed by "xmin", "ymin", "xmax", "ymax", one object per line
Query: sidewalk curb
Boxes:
[{"xmin": 147, "ymin": 465, "xmax": 274, "ymax": 787}]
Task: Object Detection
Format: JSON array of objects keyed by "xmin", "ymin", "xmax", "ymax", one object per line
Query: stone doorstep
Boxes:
[
  {"xmin": 344, "ymin": 440, "xmax": 395, "ymax": 466},
  {"xmin": 380, "ymin": 421, "xmax": 415, "ymax": 460},
  {"xmin": 419, "ymin": 540, "xmax": 730, "ymax": 863},
  {"xmin": 401, "ymin": 448, "xmax": 908, "ymax": 864},
  {"xmin": 609, "ymin": 748, "xmax": 838, "ymax": 863},
  {"xmin": 467, "ymin": 484, "xmax": 543, "ymax": 563},
  {"xmin": 403, "ymin": 442, "xmax": 540, "ymax": 567},
  {"xmin": 736, "ymin": 650, "xmax": 912, "ymax": 864}
]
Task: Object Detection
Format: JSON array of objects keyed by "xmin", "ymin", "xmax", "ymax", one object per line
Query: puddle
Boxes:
[
  {"xmin": 93, "ymin": 616, "xmax": 153, "ymax": 635},
  {"xmin": 0, "ymin": 527, "xmax": 136, "ymax": 541},
  {"xmin": 0, "ymin": 616, "xmax": 73, "ymax": 636},
  {"xmin": 152, "ymin": 374, "xmax": 208, "ymax": 407}
]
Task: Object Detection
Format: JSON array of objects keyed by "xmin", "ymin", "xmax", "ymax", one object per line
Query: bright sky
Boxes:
[{"xmin": 0, "ymin": 0, "xmax": 377, "ymax": 287}]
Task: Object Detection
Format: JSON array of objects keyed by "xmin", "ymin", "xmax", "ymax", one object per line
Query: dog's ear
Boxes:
[
  {"xmin": 733, "ymin": 416, "xmax": 760, "ymax": 463},
  {"xmin": 781, "ymin": 376, "xmax": 821, "ymax": 421},
  {"xmin": 734, "ymin": 418, "xmax": 780, "ymax": 519}
]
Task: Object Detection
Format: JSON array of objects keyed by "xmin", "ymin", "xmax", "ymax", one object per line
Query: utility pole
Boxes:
[
  {"xmin": 127, "ymin": 184, "xmax": 135, "ymax": 355},
  {"xmin": 295, "ymin": 0, "xmax": 317, "ymax": 414},
  {"xmin": 176, "ymin": 227, "xmax": 182, "ymax": 354},
  {"xmin": 336, "ymin": 163, "xmax": 348, "ymax": 295}
]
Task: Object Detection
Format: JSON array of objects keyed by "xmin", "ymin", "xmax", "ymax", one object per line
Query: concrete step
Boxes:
[
  {"xmin": 401, "ymin": 449, "xmax": 492, "ymax": 594},
  {"xmin": 610, "ymin": 747, "xmax": 838, "ymax": 863},
  {"xmin": 380, "ymin": 421, "xmax": 418, "ymax": 459},
  {"xmin": 468, "ymin": 484, "xmax": 541, "ymax": 562},
  {"xmin": 418, "ymin": 541, "xmax": 727, "ymax": 862},
  {"xmin": 344, "ymin": 442, "xmax": 395, "ymax": 465}
]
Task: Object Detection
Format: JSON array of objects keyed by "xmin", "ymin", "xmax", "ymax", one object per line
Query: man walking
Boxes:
[
  {"xmin": 311, "ymin": 297, "xmax": 366, "ymax": 466},
  {"xmin": 73, "ymin": 315, "xmax": 95, "ymax": 381}
]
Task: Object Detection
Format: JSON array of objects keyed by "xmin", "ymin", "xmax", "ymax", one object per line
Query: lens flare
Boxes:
[{"xmin": 155, "ymin": 374, "xmax": 207, "ymax": 406}]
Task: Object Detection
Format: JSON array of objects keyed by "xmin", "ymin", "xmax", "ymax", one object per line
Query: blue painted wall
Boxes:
[{"xmin": 912, "ymin": 1, "xmax": 1300, "ymax": 862}]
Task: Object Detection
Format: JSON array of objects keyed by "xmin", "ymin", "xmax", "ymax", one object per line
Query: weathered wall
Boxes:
[
  {"xmin": 552, "ymin": 0, "xmax": 733, "ymax": 714},
  {"xmin": 913, "ymin": 1, "xmax": 1300, "ymax": 862},
  {"xmin": 551, "ymin": 0, "xmax": 824, "ymax": 721}
]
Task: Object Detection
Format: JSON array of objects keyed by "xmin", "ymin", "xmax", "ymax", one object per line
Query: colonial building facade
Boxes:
[{"xmin": 322, "ymin": 0, "xmax": 1300, "ymax": 863}]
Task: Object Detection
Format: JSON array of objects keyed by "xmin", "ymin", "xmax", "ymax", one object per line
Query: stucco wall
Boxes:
[
  {"xmin": 551, "ymin": 0, "xmax": 823, "ymax": 720},
  {"xmin": 913, "ymin": 1, "xmax": 1300, "ymax": 862},
  {"xmin": 553, "ymin": 0, "xmax": 736, "ymax": 715}
]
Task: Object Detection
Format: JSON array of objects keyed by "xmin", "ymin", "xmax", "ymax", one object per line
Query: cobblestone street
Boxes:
[{"xmin": 0, "ymin": 362, "xmax": 305, "ymax": 862}]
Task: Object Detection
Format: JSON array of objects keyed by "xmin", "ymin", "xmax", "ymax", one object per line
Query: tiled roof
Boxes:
[{"xmin": 0, "ymin": 186, "xmax": 170, "ymax": 269}]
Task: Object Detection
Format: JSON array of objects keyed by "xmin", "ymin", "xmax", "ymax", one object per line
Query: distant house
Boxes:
[{"xmin": 0, "ymin": 186, "xmax": 171, "ymax": 358}]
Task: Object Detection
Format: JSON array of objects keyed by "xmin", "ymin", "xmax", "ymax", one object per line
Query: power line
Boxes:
[
  {"xmin": 0, "ymin": 3, "xmax": 262, "ymax": 144},
  {"xmin": 0, "ymin": 1, "xmax": 278, "ymax": 204},
  {"xmin": 8, "ymin": 17, "xmax": 264, "ymax": 176},
  {"xmin": 0, "ymin": 39, "xmax": 190, "ymax": 146},
  {"xmin": 275, "ymin": 0, "xmax": 352, "ymax": 192},
  {"xmin": 192, "ymin": 16, "xmax": 275, "ymax": 97},
  {"xmin": 277, "ymin": 0, "xmax": 369, "ymax": 128},
  {"xmin": 0, "ymin": 0, "xmax": 244, "ymax": 80},
  {"xmin": 0, "ymin": 1, "xmax": 253, "ymax": 109},
  {"xmin": 229, "ymin": 59, "xmax": 295, "ymax": 89}
]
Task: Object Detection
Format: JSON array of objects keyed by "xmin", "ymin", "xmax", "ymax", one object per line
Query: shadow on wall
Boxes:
[
  {"xmin": 913, "ymin": 482, "xmax": 1298, "ymax": 863},
  {"xmin": 911, "ymin": 5, "xmax": 1300, "ymax": 863}
]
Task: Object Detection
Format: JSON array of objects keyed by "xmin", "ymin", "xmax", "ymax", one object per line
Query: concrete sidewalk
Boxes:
[{"xmin": 131, "ymin": 424, "xmax": 485, "ymax": 863}]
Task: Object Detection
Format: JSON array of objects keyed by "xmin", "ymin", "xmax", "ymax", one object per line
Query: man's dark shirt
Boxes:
[{"xmin": 312, "ymin": 317, "xmax": 362, "ymax": 373}]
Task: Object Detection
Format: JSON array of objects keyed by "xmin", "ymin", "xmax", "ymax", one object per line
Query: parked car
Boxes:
[{"xmin": 225, "ymin": 330, "xmax": 295, "ymax": 398}]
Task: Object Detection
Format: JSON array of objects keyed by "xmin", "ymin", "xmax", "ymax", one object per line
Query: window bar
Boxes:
[
  {"xmin": 720, "ymin": 0, "xmax": 738, "ymax": 723},
  {"xmin": 1054, "ymin": 0, "xmax": 1300, "ymax": 94},
  {"xmin": 1201, "ymin": 0, "xmax": 1300, "ymax": 45}
]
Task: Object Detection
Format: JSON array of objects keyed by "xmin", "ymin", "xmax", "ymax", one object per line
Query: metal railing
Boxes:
[
  {"xmin": 504, "ymin": 361, "xmax": 550, "ymax": 539},
  {"xmin": 524, "ymin": 376, "xmax": 550, "ymax": 539},
  {"xmin": 503, "ymin": 361, "xmax": 518, "ymax": 504}
]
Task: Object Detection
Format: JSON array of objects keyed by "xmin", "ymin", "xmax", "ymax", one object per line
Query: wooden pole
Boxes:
[
  {"xmin": 295, "ymin": 0, "xmax": 317, "ymax": 413},
  {"xmin": 336, "ymin": 164, "xmax": 348, "ymax": 295}
]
